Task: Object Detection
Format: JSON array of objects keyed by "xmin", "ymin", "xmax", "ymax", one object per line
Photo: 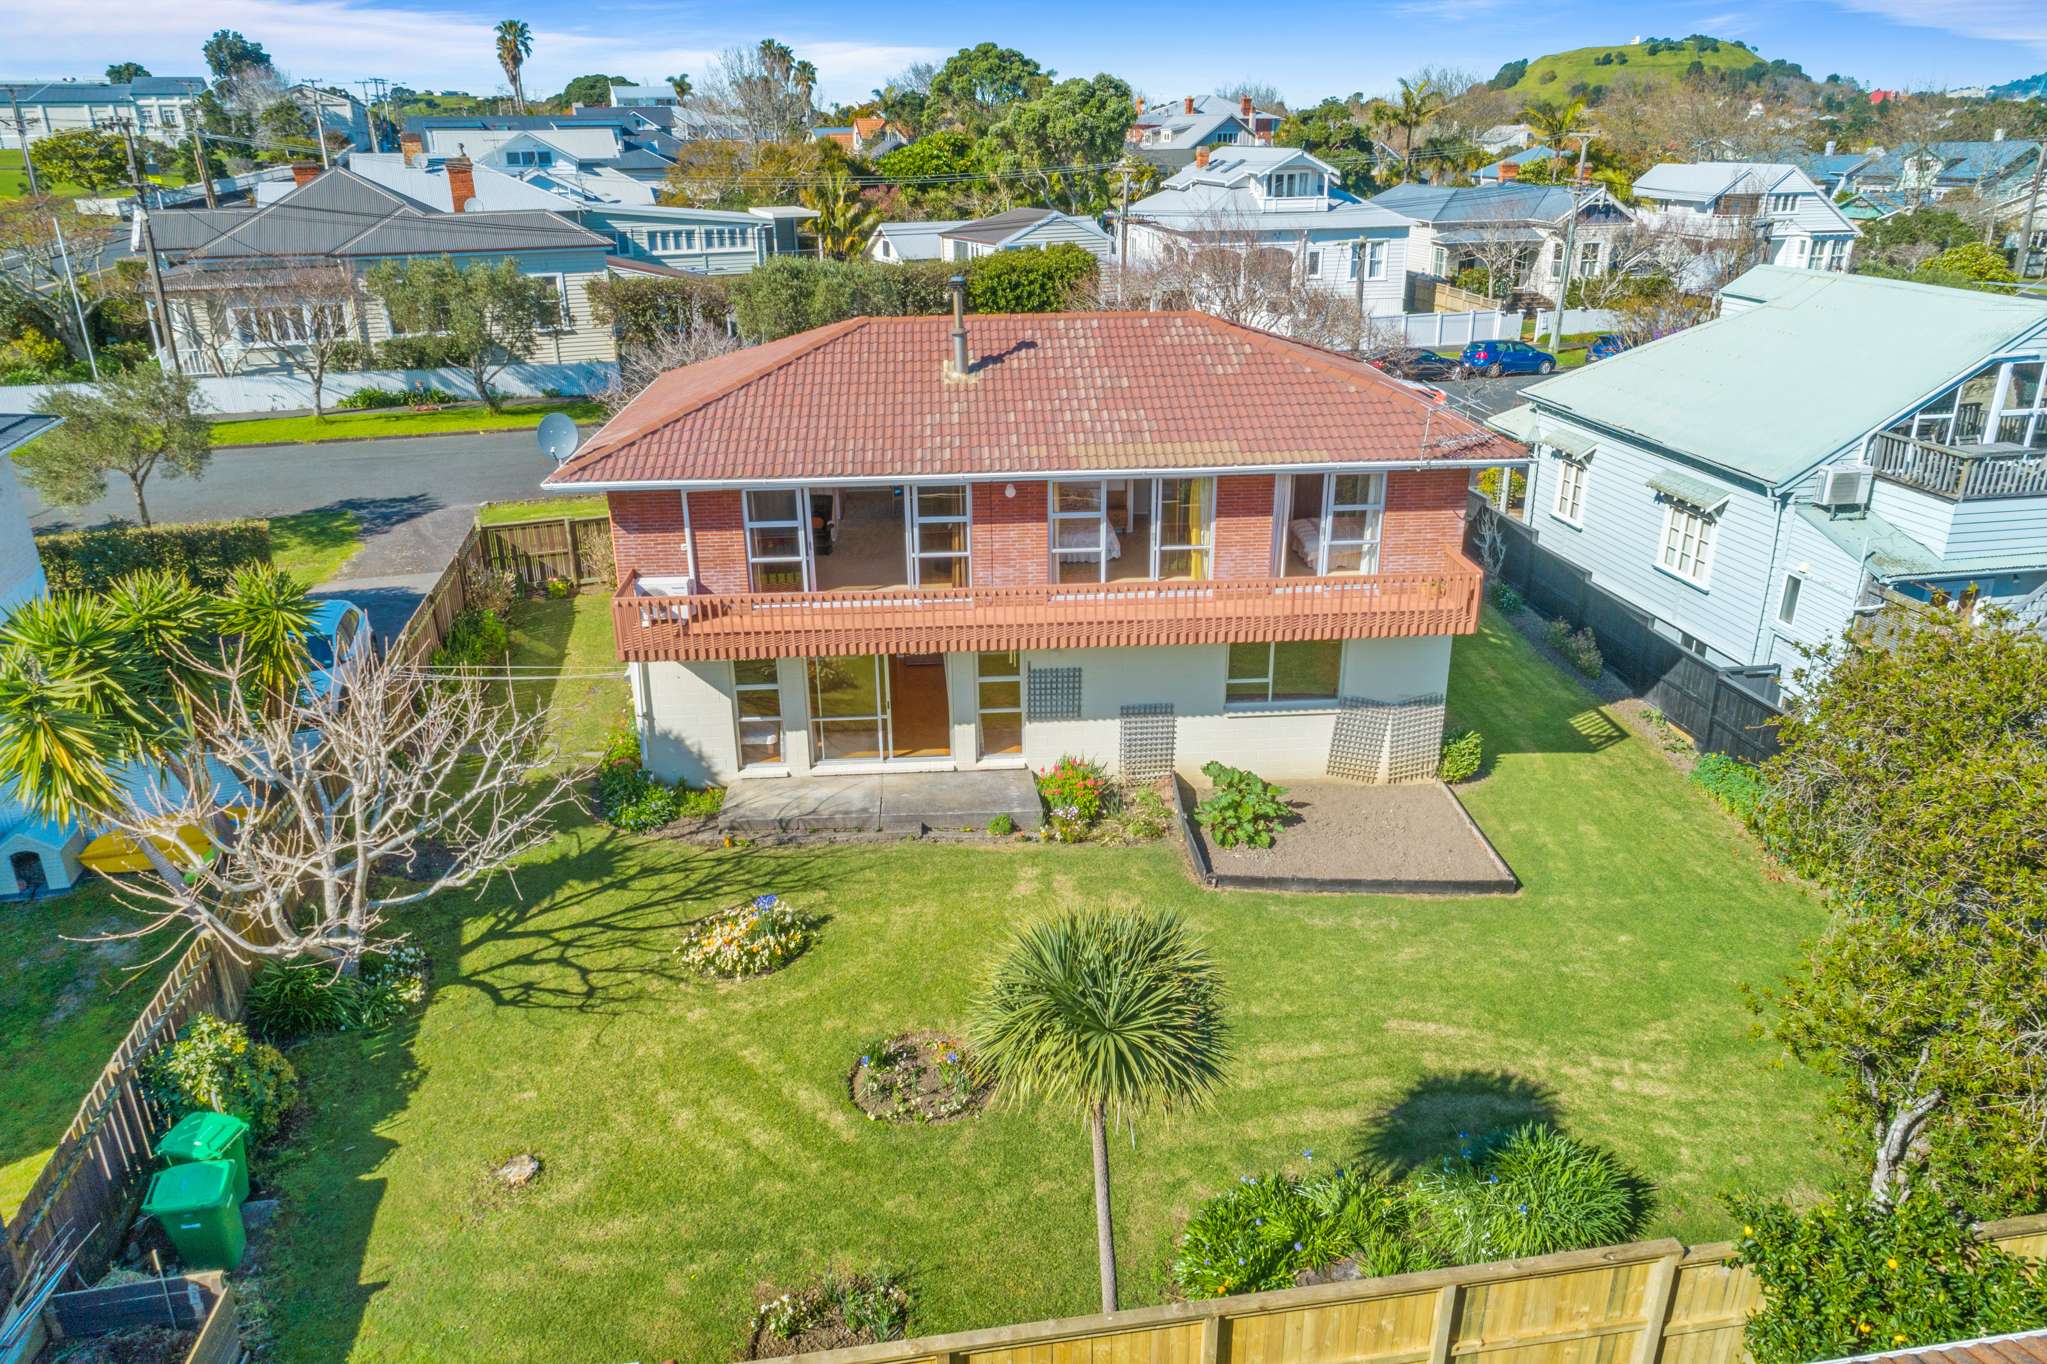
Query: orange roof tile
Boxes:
[{"xmin": 548, "ymin": 311, "xmax": 1517, "ymax": 487}]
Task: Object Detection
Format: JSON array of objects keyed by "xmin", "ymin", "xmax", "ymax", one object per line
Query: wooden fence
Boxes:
[
  {"xmin": 386, "ymin": 524, "xmax": 483, "ymax": 669},
  {"xmin": 1468, "ymin": 502, "xmax": 1785, "ymax": 763},
  {"xmin": 788, "ymin": 1214, "xmax": 2047, "ymax": 1364},
  {"xmin": 1, "ymin": 933, "xmax": 261, "ymax": 1297},
  {"xmin": 476, "ymin": 513, "xmax": 612, "ymax": 589}
]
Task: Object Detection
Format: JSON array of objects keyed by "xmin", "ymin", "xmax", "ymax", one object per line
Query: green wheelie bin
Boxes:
[
  {"xmin": 156, "ymin": 1110, "xmax": 251, "ymax": 1201},
  {"xmin": 140, "ymin": 1159, "xmax": 246, "ymax": 1271}
]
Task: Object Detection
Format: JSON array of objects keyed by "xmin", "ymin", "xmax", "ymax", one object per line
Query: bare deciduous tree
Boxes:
[
  {"xmin": 105, "ymin": 649, "xmax": 576, "ymax": 970},
  {"xmin": 1097, "ymin": 219, "xmax": 1375, "ymax": 353},
  {"xmin": 599, "ymin": 305, "xmax": 741, "ymax": 419},
  {"xmin": 687, "ymin": 44, "xmax": 815, "ymax": 147},
  {"xmin": 172, "ymin": 261, "xmax": 361, "ymax": 409}
]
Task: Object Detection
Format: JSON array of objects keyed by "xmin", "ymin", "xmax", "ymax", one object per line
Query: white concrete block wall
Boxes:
[{"xmin": 638, "ymin": 660, "xmax": 740, "ymax": 786}]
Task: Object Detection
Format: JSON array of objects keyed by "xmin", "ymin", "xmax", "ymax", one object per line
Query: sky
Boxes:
[{"xmin": 2, "ymin": 0, "xmax": 2043, "ymax": 108}]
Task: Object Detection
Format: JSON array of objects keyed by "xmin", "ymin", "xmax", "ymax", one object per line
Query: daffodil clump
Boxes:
[{"xmin": 677, "ymin": 895, "xmax": 813, "ymax": 978}]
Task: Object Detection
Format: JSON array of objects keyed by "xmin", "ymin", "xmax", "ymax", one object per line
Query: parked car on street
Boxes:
[
  {"xmin": 1586, "ymin": 334, "xmax": 1629, "ymax": 363},
  {"xmin": 1371, "ymin": 348, "xmax": 1463, "ymax": 382},
  {"xmin": 303, "ymin": 599, "xmax": 372, "ymax": 703},
  {"xmin": 1458, "ymin": 339, "xmax": 1556, "ymax": 377}
]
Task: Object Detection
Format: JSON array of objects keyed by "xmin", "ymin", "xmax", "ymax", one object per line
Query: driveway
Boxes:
[
  {"xmin": 24, "ymin": 429, "xmax": 562, "ymax": 639},
  {"xmin": 1436, "ymin": 373, "xmax": 1544, "ymax": 425}
]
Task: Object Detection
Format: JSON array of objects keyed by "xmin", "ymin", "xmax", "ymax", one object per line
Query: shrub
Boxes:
[
  {"xmin": 139, "ymin": 1015, "xmax": 299, "ymax": 1141},
  {"xmin": 246, "ymin": 962, "xmax": 359, "ymax": 1039},
  {"xmin": 1544, "ymin": 620, "xmax": 1603, "ymax": 678},
  {"xmin": 544, "ymin": 575, "xmax": 574, "ymax": 599},
  {"xmin": 336, "ymin": 386, "xmax": 410, "ymax": 410},
  {"xmin": 1097, "ymin": 784, "xmax": 1171, "ymax": 844},
  {"xmin": 987, "ymin": 813, "xmax": 1015, "ymax": 836},
  {"xmin": 596, "ymin": 761, "xmax": 683, "ymax": 830},
  {"xmin": 677, "ymin": 895, "xmax": 814, "ymax": 978},
  {"xmin": 754, "ymin": 1267, "xmax": 909, "ymax": 1353},
  {"xmin": 36, "ymin": 520, "xmax": 272, "ymax": 593},
  {"xmin": 1174, "ymin": 1166, "xmax": 1432, "ymax": 1298},
  {"xmin": 1691, "ymin": 752, "xmax": 1764, "ymax": 821},
  {"xmin": 1439, "ymin": 729, "xmax": 1484, "ymax": 783},
  {"xmin": 1728, "ymin": 1190, "xmax": 2047, "ymax": 1364},
  {"xmin": 461, "ymin": 564, "xmax": 520, "ymax": 617},
  {"xmin": 1488, "ymin": 581, "xmax": 1524, "ymax": 614},
  {"xmin": 430, "ymin": 607, "xmax": 509, "ymax": 669},
  {"xmin": 353, "ymin": 943, "xmax": 430, "ymax": 1031},
  {"xmin": 1195, "ymin": 760, "xmax": 1290, "ymax": 849},
  {"xmin": 964, "ymin": 243, "xmax": 1099, "ymax": 312},
  {"xmin": 1407, "ymin": 1125, "xmax": 1646, "ymax": 1265},
  {"xmin": 1036, "ymin": 756, "xmax": 1110, "ymax": 842}
]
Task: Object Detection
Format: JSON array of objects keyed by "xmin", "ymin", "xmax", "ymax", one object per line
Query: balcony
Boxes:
[
  {"xmin": 610, "ymin": 560, "xmax": 1486, "ymax": 662},
  {"xmin": 1867, "ymin": 430, "xmax": 2047, "ymax": 501}
]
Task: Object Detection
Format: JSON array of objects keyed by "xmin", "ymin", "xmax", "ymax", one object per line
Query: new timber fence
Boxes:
[
  {"xmin": 786, "ymin": 1214, "xmax": 2047, "ymax": 1364},
  {"xmin": 1467, "ymin": 500, "xmax": 1785, "ymax": 763},
  {"xmin": 477, "ymin": 512, "xmax": 613, "ymax": 589}
]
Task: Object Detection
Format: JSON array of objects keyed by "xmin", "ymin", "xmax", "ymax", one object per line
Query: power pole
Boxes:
[
  {"xmin": 9, "ymin": 90, "xmax": 39, "ymax": 195},
  {"xmin": 1116, "ymin": 164, "xmax": 1131, "ymax": 305},
  {"xmin": 1549, "ymin": 185, "xmax": 1584, "ymax": 350},
  {"xmin": 51, "ymin": 216, "xmax": 100, "ymax": 380},
  {"xmin": 121, "ymin": 124, "xmax": 182, "ymax": 375},
  {"xmin": 2016, "ymin": 148, "xmax": 2046, "ymax": 281},
  {"xmin": 192, "ymin": 128, "xmax": 217, "ymax": 208},
  {"xmin": 301, "ymin": 83, "xmax": 331, "ymax": 168}
]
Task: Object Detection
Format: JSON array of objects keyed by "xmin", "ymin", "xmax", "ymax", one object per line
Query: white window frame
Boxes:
[
  {"xmin": 1550, "ymin": 454, "xmax": 1588, "ymax": 527},
  {"xmin": 808, "ymin": 654, "xmax": 892, "ymax": 764},
  {"xmin": 1049, "ymin": 478, "xmax": 1110, "ymax": 583},
  {"xmin": 905, "ymin": 482, "xmax": 971, "ymax": 588},
  {"xmin": 536, "ymin": 272, "xmax": 572, "ymax": 331},
  {"xmin": 1363, "ymin": 239, "xmax": 1387, "ymax": 279},
  {"xmin": 1990, "ymin": 359, "xmax": 2046, "ymax": 448},
  {"xmin": 1151, "ymin": 477, "xmax": 1215, "ymax": 580},
  {"xmin": 743, "ymin": 487, "xmax": 811, "ymax": 592},
  {"xmin": 1776, "ymin": 573, "xmax": 1802, "ymax": 626},
  {"xmin": 1657, "ymin": 501, "xmax": 1716, "ymax": 586},
  {"xmin": 1224, "ymin": 640, "xmax": 1344, "ymax": 708},
  {"xmin": 1311, "ymin": 471, "xmax": 1385, "ymax": 574},
  {"xmin": 731, "ymin": 658, "xmax": 786, "ymax": 770},
  {"xmin": 1303, "ymin": 248, "xmax": 1323, "ymax": 278}
]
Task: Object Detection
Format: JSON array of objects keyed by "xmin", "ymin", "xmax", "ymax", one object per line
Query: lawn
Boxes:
[
  {"xmin": 476, "ymin": 495, "xmax": 608, "ymax": 526},
  {"xmin": 253, "ymin": 606, "xmax": 1835, "ymax": 1362},
  {"xmin": 210, "ymin": 401, "xmax": 604, "ymax": 449},
  {"xmin": 501, "ymin": 592, "xmax": 629, "ymax": 760},
  {"xmin": 0, "ymin": 884, "xmax": 176, "ymax": 1221},
  {"xmin": 270, "ymin": 508, "xmax": 364, "ymax": 586}
]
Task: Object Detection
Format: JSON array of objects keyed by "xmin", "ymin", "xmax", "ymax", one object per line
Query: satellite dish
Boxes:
[{"xmin": 537, "ymin": 411, "xmax": 581, "ymax": 465}]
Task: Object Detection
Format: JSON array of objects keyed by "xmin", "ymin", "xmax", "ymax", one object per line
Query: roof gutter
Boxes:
[{"xmin": 542, "ymin": 454, "xmax": 1533, "ymax": 495}]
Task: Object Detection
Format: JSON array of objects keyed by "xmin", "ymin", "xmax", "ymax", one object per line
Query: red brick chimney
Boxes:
[
  {"xmin": 446, "ymin": 157, "xmax": 476, "ymax": 212},
  {"xmin": 399, "ymin": 131, "xmax": 422, "ymax": 167},
  {"xmin": 1499, "ymin": 161, "xmax": 1519, "ymax": 182},
  {"xmin": 1195, "ymin": 145, "xmax": 1211, "ymax": 168},
  {"xmin": 1183, "ymin": 95, "xmax": 1195, "ymax": 115},
  {"xmin": 1240, "ymin": 94, "xmax": 1253, "ymax": 118},
  {"xmin": 1134, "ymin": 95, "xmax": 1144, "ymax": 116},
  {"xmin": 290, "ymin": 161, "xmax": 320, "ymax": 187}
]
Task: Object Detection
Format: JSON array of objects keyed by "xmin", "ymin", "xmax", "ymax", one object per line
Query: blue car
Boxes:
[
  {"xmin": 302, "ymin": 599, "xmax": 372, "ymax": 704},
  {"xmin": 1458, "ymin": 339, "xmax": 1556, "ymax": 378},
  {"xmin": 1586, "ymin": 333, "xmax": 1629, "ymax": 363}
]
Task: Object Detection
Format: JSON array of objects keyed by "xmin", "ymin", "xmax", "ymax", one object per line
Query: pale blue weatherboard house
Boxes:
[{"xmin": 1487, "ymin": 266, "xmax": 2047, "ymax": 687}]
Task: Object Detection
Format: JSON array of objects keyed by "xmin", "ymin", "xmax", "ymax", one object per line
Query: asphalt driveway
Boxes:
[{"xmin": 22, "ymin": 428, "xmax": 564, "ymax": 640}]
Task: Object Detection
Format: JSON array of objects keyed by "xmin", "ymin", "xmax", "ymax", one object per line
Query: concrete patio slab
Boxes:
[
  {"xmin": 718, "ymin": 769, "xmax": 1042, "ymax": 836},
  {"xmin": 721, "ymin": 775, "xmax": 883, "ymax": 834},
  {"xmin": 878, "ymin": 769, "xmax": 1041, "ymax": 834}
]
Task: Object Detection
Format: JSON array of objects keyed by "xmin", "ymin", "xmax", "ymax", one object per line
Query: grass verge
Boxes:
[
  {"xmin": 270, "ymin": 508, "xmax": 364, "ymax": 586},
  {"xmin": 476, "ymin": 496, "xmax": 609, "ymax": 526},
  {"xmin": 210, "ymin": 400, "xmax": 604, "ymax": 448}
]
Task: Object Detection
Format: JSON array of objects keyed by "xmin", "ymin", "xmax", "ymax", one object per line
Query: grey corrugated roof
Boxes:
[
  {"xmin": 0, "ymin": 413, "xmax": 58, "ymax": 455},
  {"xmin": 5, "ymin": 76, "xmax": 204, "ymax": 104},
  {"xmin": 1856, "ymin": 140, "xmax": 2042, "ymax": 187},
  {"xmin": 1796, "ymin": 505, "xmax": 1940, "ymax": 575},
  {"xmin": 1369, "ymin": 182, "xmax": 1583, "ymax": 225},
  {"xmin": 943, "ymin": 208, "xmax": 1070, "ymax": 246}
]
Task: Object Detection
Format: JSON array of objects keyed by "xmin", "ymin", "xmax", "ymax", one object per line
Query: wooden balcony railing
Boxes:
[
  {"xmin": 610, "ymin": 560, "xmax": 1486, "ymax": 661},
  {"xmin": 1867, "ymin": 429, "xmax": 2047, "ymax": 501}
]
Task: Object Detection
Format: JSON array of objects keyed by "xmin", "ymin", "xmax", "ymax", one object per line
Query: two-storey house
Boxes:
[
  {"xmin": 542, "ymin": 299, "xmax": 1521, "ymax": 789},
  {"xmin": 1126, "ymin": 147, "xmax": 1414, "ymax": 316},
  {"xmin": 1368, "ymin": 182, "xmax": 1635, "ymax": 303},
  {"xmin": 1129, "ymin": 95, "xmax": 1283, "ymax": 169},
  {"xmin": 1630, "ymin": 163, "xmax": 1859, "ymax": 274},
  {"xmin": 1487, "ymin": 266, "xmax": 2047, "ymax": 685},
  {"xmin": 0, "ymin": 76, "xmax": 205, "ymax": 146}
]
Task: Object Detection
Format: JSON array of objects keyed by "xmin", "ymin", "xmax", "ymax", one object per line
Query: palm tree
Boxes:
[
  {"xmin": 758, "ymin": 39, "xmax": 794, "ymax": 81},
  {"xmin": 0, "ymin": 594, "xmax": 155, "ymax": 821},
  {"xmin": 1520, "ymin": 97, "xmax": 1589, "ymax": 181},
  {"xmin": 666, "ymin": 73, "xmax": 692, "ymax": 103},
  {"xmin": 800, "ymin": 170, "xmax": 880, "ymax": 259},
  {"xmin": 792, "ymin": 59, "xmax": 818, "ymax": 103},
  {"xmin": 1393, "ymin": 77, "xmax": 1445, "ymax": 157},
  {"xmin": 213, "ymin": 566, "xmax": 315, "ymax": 714},
  {"xmin": 970, "ymin": 909, "xmax": 1230, "ymax": 1314},
  {"xmin": 495, "ymin": 19, "xmax": 533, "ymax": 115}
]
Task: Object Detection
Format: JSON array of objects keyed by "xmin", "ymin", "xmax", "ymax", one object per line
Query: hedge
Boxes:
[
  {"xmin": 36, "ymin": 519, "xmax": 273, "ymax": 592},
  {"xmin": 727, "ymin": 244, "xmax": 1102, "ymax": 342}
]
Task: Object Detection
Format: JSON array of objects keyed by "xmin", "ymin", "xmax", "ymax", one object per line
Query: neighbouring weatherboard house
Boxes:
[
  {"xmin": 1367, "ymin": 181, "xmax": 1635, "ymax": 304},
  {"xmin": 1126, "ymin": 146, "xmax": 1414, "ymax": 316},
  {"xmin": 0, "ymin": 76, "xmax": 206, "ymax": 146},
  {"xmin": 542, "ymin": 302, "xmax": 1527, "ymax": 787},
  {"xmin": 1630, "ymin": 162, "xmax": 1860, "ymax": 273},
  {"xmin": 866, "ymin": 207, "xmax": 1114, "ymax": 264},
  {"xmin": 1486, "ymin": 266, "xmax": 2047, "ymax": 685},
  {"xmin": 1128, "ymin": 94, "xmax": 1283, "ymax": 169}
]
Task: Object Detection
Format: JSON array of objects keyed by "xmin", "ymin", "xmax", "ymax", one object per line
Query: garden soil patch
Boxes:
[
  {"xmin": 49, "ymin": 1326, "xmax": 198, "ymax": 1364},
  {"xmin": 1195, "ymin": 782, "xmax": 1513, "ymax": 888},
  {"xmin": 848, "ymin": 1030, "xmax": 990, "ymax": 1124}
]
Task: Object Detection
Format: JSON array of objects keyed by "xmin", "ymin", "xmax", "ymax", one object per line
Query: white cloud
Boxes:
[
  {"xmin": 0, "ymin": 0, "xmax": 940, "ymax": 102},
  {"xmin": 1825, "ymin": 0, "xmax": 2047, "ymax": 54}
]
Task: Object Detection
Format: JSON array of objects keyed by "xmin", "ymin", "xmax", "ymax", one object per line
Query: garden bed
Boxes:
[
  {"xmin": 848, "ymin": 1030, "xmax": 989, "ymax": 1124},
  {"xmin": 1174, "ymin": 777, "xmax": 1518, "ymax": 895}
]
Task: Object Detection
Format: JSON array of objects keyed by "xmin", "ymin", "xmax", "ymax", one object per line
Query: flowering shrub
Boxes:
[
  {"xmin": 139, "ymin": 1015, "xmax": 299, "ymax": 1141},
  {"xmin": 354, "ymin": 943, "xmax": 430, "ymax": 1031},
  {"xmin": 677, "ymin": 895, "xmax": 814, "ymax": 978},
  {"xmin": 593, "ymin": 725, "xmax": 721, "ymax": 829},
  {"xmin": 1195, "ymin": 761, "xmax": 1290, "ymax": 849},
  {"xmin": 851, "ymin": 1032, "xmax": 987, "ymax": 1123},
  {"xmin": 246, "ymin": 944, "xmax": 430, "ymax": 1039},
  {"xmin": 753, "ymin": 1267, "xmax": 909, "ymax": 1354},
  {"xmin": 1439, "ymin": 729, "xmax": 1484, "ymax": 784},
  {"xmin": 1036, "ymin": 756, "xmax": 1108, "ymax": 841}
]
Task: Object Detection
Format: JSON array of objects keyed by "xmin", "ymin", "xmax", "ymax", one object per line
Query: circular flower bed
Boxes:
[
  {"xmin": 677, "ymin": 895, "xmax": 814, "ymax": 979},
  {"xmin": 748, "ymin": 1268, "xmax": 909, "ymax": 1358},
  {"xmin": 849, "ymin": 1030, "xmax": 990, "ymax": 1123}
]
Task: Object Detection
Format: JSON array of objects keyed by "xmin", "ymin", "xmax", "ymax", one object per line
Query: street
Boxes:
[{"xmin": 22, "ymin": 429, "xmax": 562, "ymax": 639}]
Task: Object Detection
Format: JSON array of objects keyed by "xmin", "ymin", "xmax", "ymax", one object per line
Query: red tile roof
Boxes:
[
  {"xmin": 547, "ymin": 311, "xmax": 1517, "ymax": 487},
  {"xmin": 1822, "ymin": 1331, "xmax": 2047, "ymax": 1364}
]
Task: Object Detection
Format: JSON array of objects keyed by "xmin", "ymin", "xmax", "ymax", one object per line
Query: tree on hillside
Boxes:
[
  {"xmin": 19, "ymin": 366, "xmax": 211, "ymax": 525},
  {"xmin": 202, "ymin": 29, "xmax": 271, "ymax": 80},
  {"xmin": 872, "ymin": 61, "xmax": 936, "ymax": 138},
  {"xmin": 1215, "ymin": 80, "xmax": 1286, "ymax": 114},
  {"xmin": 1392, "ymin": 76, "xmax": 1447, "ymax": 157},
  {"xmin": 971, "ymin": 909, "xmax": 1230, "ymax": 1313},
  {"xmin": 688, "ymin": 42, "xmax": 814, "ymax": 145},
  {"xmin": 983, "ymin": 72, "xmax": 1135, "ymax": 212},
  {"xmin": 1520, "ymin": 96, "xmax": 1590, "ymax": 174},
  {"xmin": 363, "ymin": 256, "xmax": 550, "ymax": 411},
  {"xmin": 495, "ymin": 19, "xmax": 533, "ymax": 115},
  {"xmin": 927, "ymin": 43, "xmax": 1051, "ymax": 136},
  {"xmin": 28, "ymin": 129, "xmax": 130, "ymax": 193},
  {"xmin": 666, "ymin": 73, "xmax": 692, "ymax": 102},
  {"xmin": 559, "ymin": 74, "xmax": 629, "ymax": 108},
  {"xmin": 105, "ymin": 62, "xmax": 150, "ymax": 84},
  {"xmin": 662, "ymin": 137, "xmax": 830, "ymax": 210}
]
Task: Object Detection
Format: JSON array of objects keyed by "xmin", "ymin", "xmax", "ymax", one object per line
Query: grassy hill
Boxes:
[{"xmin": 1494, "ymin": 36, "xmax": 1780, "ymax": 97}]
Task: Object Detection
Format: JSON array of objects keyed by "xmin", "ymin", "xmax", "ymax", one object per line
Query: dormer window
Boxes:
[{"xmin": 1266, "ymin": 170, "xmax": 1319, "ymax": 198}]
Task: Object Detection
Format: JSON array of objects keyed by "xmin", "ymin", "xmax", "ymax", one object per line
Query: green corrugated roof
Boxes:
[
  {"xmin": 1487, "ymin": 404, "xmax": 1596, "ymax": 458},
  {"xmin": 1796, "ymin": 506, "xmax": 1940, "ymax": 576},
  {"xmin": 1647, "ymin": 467, "xmax": 1735, "ymax": 510},
  {"xmin": 1523, "ymin": 267, "xmax": 2047, "ymax": 490}
]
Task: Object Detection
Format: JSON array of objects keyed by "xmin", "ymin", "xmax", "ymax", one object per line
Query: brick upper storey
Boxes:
[{"xmin": 545, "ymin": 311, "xmax": 1516, "ymax": 488}]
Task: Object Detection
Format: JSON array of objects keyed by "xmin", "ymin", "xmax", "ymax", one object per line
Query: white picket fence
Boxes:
[
  {"xmin": 1379, "ymin": 309, "xmax": 1516, "ymax": 348},
  {"xmin": 0, "ymin": 362, "xmax": 618, "ymax": 417}
]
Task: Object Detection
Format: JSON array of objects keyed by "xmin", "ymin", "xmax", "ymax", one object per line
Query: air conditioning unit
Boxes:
[{"xmin": 1814, "ymin": 464, "xmax": 1873, "ymax": 510}]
